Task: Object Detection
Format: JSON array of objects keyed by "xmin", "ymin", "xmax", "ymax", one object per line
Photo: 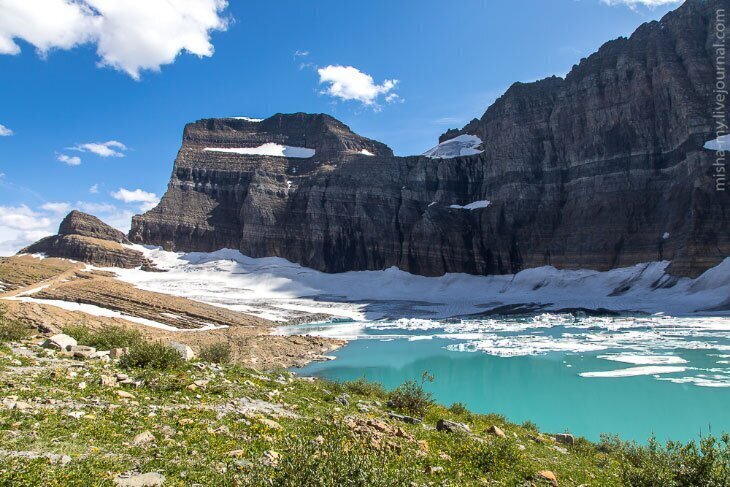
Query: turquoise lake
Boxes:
[{"xmin": 288, "ymin": 316, "xmax": 730, "ymax": 444}]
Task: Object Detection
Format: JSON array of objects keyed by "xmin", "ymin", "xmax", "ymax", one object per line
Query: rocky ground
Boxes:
[
  {"xmin": 0, "ymin": 255, "xmax": 342, "ymax": 370},
  {"xmin": 0, "ymin": 334, "xmax": 619, "ymax": 486}
]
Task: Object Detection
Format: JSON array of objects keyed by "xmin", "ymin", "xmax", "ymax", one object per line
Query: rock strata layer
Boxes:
[{"xmin": 131, "ymin": 0, "xmax": 728, "ymax": 278}]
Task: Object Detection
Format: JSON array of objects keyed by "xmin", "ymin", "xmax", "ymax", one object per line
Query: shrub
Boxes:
[
  {"xmin": 448, "ymin": 402, "xmax": 470, "ymax": 416},
  {"xmin": 344, "ymin": 376, "xmax": 387, "ymax": 398},
  {"xmin": 468, "ymin": 438, "xmax": 533, "ymax": 482},
  {"xmin": 119, "ymin": 341, "xmax": 184, "ymax": 370},
  {"xmin": 199, "ymin": 342, "xmax": 232, "ymax": 364},
  {"xmin": 62, "ymin": 324, "xmax": 142, "ymax": 350},
  {"xmin": 0, "ymin": 305, "xmax": 31, "ymax": 342},
  {"xmin": 618, "ymin": 434, "xmax": 730, "ymax": 486},
  {"xmin": 387, "ymin": 372, "xmax": 434, "ymax": 418}
]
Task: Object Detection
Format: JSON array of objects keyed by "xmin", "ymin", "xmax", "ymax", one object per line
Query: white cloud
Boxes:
[
  {"xmin": 317, "ymin": 65, "xmax": 399, "ymax": 107},
  {"xmin": 57, "ymin": 153, "xmax": 82, "ymax": 166},
  {"xmin": 294, "ymin": 50, "xmax": 309, "ymax": 57},
  {"xmin": 0, "ymin": 205, "xmax": 52, "ymax": 231},
  {"xmin": 40, "ymin": 201, "xmax": 71, "ymax": 214},
  {"xmin": 89, "ymin": 183, "xmax": 99, "ymax": 194},
  {"xmin": 111, "ymin": 187, "xmax": 159, "ymax": 211},
  {"xmin": 0, "ymin": 124, "xmax": 13, "ymax": 136},
  {"xmin": 0, "ymin": 0, "xmax": 230, "ymax": 80},
  {"xmin": 601, "ymin": 0, "xmax": 682, "ymax": 8},
  {"xmin": 70, "ymin": 140, "xmax": 127, "ymax": 158}
]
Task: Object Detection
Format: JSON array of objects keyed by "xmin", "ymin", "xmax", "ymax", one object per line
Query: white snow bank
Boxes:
[
  {"xmin": 204, "ymin": 144, "xmax": 315, "ymax": 158},
  {"xmin": 422, "ymin": 134, "xmax": 483, "ymax": 159},
  {"xmin": 230, "ymin": 117, "xmax": 263, "ymax": 122},
  {"xmin": 359, "ymin": 149, "xmax": 375, "ymax": 156},
  {"xmin": 704, "ymin": 135, "xmax": 730, "ymax": 151},
  {"xmin": 111, "ymin": 246, "xmax": 730, "ymax": 323},
  {"xmin": 580, "ymin": 366, "xmax": 687, "ymax": 378},
  {"xmin": 449, "ymin": 200, "xmax": 491, "ymax": 210}
]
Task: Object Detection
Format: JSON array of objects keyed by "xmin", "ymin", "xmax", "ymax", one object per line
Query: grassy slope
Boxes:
[{"xmin": 0, "ymin": 337, "xmax": 630, "ymax": 486}]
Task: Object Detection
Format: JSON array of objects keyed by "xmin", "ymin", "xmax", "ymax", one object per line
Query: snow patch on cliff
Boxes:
[
  {"xmin": 704, "ymin": 135, "xmax": 730, "ymax": 151},
  {"xmin": 205, "ymin": 144, "xmax": 315, "ymax": 158},
  {"xmin": 422, "ymin": 134, "xmax": 483, "ymax": 159},
  {"xmin": 449, "ymin": 200, "xmax": 491, "ymax": 210}
]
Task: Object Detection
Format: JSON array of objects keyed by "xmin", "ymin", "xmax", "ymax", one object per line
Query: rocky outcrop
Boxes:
[
  {"xmin": 131, "ymin": 0, "xmax": 729, "ymax": 278},
  {"xmin": 21, "ymin": 211, "xmax": 154, "ymax": 269}
]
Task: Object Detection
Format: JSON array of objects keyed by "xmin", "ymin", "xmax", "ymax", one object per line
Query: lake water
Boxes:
[
  {"xmin": 110, "ymin": 248, "xmax": 730, "ymax": 444},
  {"xmin": 287, "ymin": 315, "xmax": 730, "ymax": 444}
]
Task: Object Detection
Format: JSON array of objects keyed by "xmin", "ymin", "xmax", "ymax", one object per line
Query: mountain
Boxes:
[
  {"xmin": 131, "ymin": 0, "xmax": 729, "ymax": 278},
  {"xmin": 22, "ymin": 211, "xmax": 155, "ymax": 269}
]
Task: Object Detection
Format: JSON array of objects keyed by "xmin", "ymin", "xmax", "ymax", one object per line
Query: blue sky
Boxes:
[{"xmin": 0, "ymin": 0, "xmax": 681, "ymax": 254}]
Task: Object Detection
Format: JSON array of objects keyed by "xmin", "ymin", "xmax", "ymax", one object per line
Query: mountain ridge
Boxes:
[{"xmin": 130, "ymin": 0, "xmax": 729, "ymax": 278}]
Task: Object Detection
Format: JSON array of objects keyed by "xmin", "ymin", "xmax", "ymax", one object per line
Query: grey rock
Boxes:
[
  {"xmin": 334, "ymin": 393, "xmax": 350, "ymax": 406},
  {"xmin": 169, "ymin": 342, "xmax": 195, "ymax": 361},
  {"xmin": 130, "ymin": 1, "xmax": 728, "ymax": 280},
  {"xmin": 41, "ymin": 334, "xmax": 77, "ymax": 352},
  {"xmin": 388, "ymin": 412, "xmax": 422, "ymax": 425},
  {"xmin": 554, "ymin": 433, "xmax": 575, "ymax": 446},
  {"xmin": 69, "ymin": 345, "xmax": 96, "ymax": 359},
  {"xmin": 436, "ymin": 419, "xmax": 471, "ymax": 434}
]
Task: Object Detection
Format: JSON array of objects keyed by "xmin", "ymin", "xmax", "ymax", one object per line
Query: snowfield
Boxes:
[{"xmin": 204, "ymin": 144, "xmax": 315, "ymax": 158}]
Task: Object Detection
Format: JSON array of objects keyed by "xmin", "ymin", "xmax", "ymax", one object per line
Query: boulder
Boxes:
[
  {"xmin": 487, "ymin": 425, "xmax": 506, "ymax": 438},
  {"xmin": 169, "ymin": 342, "xmax": 195, "ymax": 361},
  {"xmin": 436, "ymin": 419, "xmax": 471, "ymax": 434},
  {"xmin": 110, "ymin": 347, "xmax": 129, "ymax": 359},
  {"xmin": 69, "ymin": 345, "xmax": 96, "ymax": 359},
  {"xmin": 41, "ymin": 334, "xmax": 77, "ymax": 351},
  {"xmin": 554, "ymin": 433, "xmax": 574, "ymax": 446}
]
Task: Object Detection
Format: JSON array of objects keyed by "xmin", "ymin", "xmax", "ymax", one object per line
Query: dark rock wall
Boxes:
[{"xmin": 131, "ymin": 0, "xmax": 729, "ymax": 278}]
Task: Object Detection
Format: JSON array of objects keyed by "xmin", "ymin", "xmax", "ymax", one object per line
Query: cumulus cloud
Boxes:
[
  {"xmin": 317, "ymin": 65, "xmax": 399, "ymax": 108},
  {"xmin": 57, "ymin": 153, "xmax": 81, "ymax": 166},
  {"xmin": 0, "ymin": 205, "xmax": 52, "ymax": 231},
  {"xmin": 70, "ymin": 140, "xmax": 127, "ymax": 158},
  {"xmin": 40, "ymin": 201, "xmax": 71, "ymax": 214},
  {"xmin": 0, "ymin": 0, "xmax": 230, "ymax": 79},
  {"xmin": 89, "ymin": 184, "xmax": 99, "ymax": 194},
  {"xmin": 0, "ymin": 124, "xmax": 13, "ymax": 136},
  {"xmin": 111, "ymin": 187, "xmax": 159, "ymax": 211},
  {"xmin": 601, "ymin": 0, "xmax": 682, "ymax": 8}
]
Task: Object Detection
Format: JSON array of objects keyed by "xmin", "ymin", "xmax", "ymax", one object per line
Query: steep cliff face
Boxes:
[
  {"xmin": 131, "ymin": 0, "xmax": 729, "ymax": 278},
  {"xmin": 23, "ymin": 211, "xmax": 154, "ymax": 269}
]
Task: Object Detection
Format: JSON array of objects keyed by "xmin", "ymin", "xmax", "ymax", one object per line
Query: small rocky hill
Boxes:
[{"xmin": 21, "ymin": 211, "xmax": 155, "ymax": 270}]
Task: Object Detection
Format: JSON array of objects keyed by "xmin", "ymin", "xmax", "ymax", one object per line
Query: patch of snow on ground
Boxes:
[
  {"xmin": 704, "ymin": 134, "xmax": 730, "ymax": 151},
  {"xmin": 449, "ymin": 200, "xmax": 491, "ymax": 210},
  {"xmin": 663, "ymin": 232, "xmax": 670, "ymax": 240},
  {"xmin": 422, "ymin": 134, "xmax": 483, "ymax": 159},
  {"xmin": 230, "ymin": 117, "xmax": 263, "ymax": 122},
  {"xmin": 359, "ymin": 149, "xmax": 375, "ymax": 156},
  {"xmin": 204, "ymin": 144, "xmax": 315, "ymax": 158}
]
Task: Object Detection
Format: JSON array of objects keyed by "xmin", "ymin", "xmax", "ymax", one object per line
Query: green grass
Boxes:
[
  {"xmin": 0, "ymin": 338, "xmax": 729, "ymax": 486},
  {"xmin": 62, "ymin": 324, "xmax": 143, "ymax": 350}
]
